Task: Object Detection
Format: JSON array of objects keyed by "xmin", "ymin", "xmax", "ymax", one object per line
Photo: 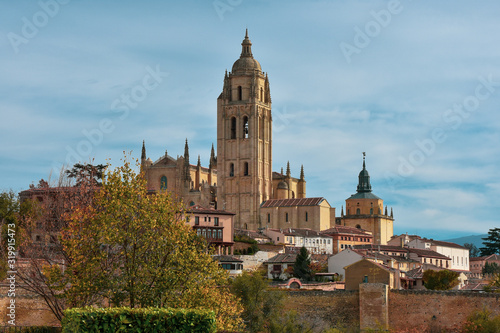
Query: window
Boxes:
[
  {"xmin": 230, "ymin": 117, "xmax": 236, "ymax": 139},
  {"xmin": 244, "ymin": 162, "xmax": 249, "ymax": 176},
  {"xmin": 243, "ymin": 116, "xmax": 249, "ymax": 138},
  {"xmin": 356, "ymin": 208, "xmax": 360, "ymax": 215},
  {"xmin": 214, "ymin": 217, "xmax": 219, "ymax": 226},
  {"xmin": 267, "ymin": 213, "xmax": 270, "ymax": 223},
  {"xmin": 208, "ymin": 217, "xmax": 211, "ymax": 222},
  {"xmin": 305, "ymin": 212, "xmax": 308, "ymax": 222},
  {"xmin": 218, "ymin": 230, "xmax": 222, "ymax": 239},
  {"xmin": 238, "ymin": 86, "xmax": 242, "ymax": 100},
  {"xmin": 285, "ymin": 213, "xmax": 289, "ymax": 222},
  {"xmin": 195, "ymin": 216, "xmax": 199, "ymax": 225},
  {"xmin": 229, "ymin": 163, "xmax": 234, "ymax": 177},
  {"xmin": 189, "ymin": 201, "xmax": 195, "ymax": 206},
  {"xmin": 260, "ymin": 87, "xmax": 263, "ymax": 101},
  {"xmin": 160, "ymin": 176, "xmax": 167, "ymax": 190},
  {"xmin": 204, "ymin": 217, "xmax": 207, "ymax": 222},
  {"xmin": 370, "ymin": 208, "xmax": 373, "ymax": 215}
]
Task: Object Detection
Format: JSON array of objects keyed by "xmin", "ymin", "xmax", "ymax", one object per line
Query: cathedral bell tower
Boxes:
[{"xmin": 217, "ymin": 30, "xmax": 272, "ymax": 230}]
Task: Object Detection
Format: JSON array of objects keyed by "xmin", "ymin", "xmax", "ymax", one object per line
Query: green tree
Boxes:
[
  {"xmin": 422, "ymin": 269, "xmax": 460, "ymax": 290},
  {"xmin": 464, "ymin": 243, "xmax": 481, "ymax": 257},
  {"xmin": 230, "ymin": 272, "xmax": 285, "ymax": 333},
  {"xmin": 294, "ymin": 246, "xmax": 312, "ymax": 281},
  {"xmin": 65, "ymin": 163, "xmax": 106, "ymax": 186},
  {"xmin": 482, "ymin": 262, "xmax": 500, "ymax": 275},
  {"xmin": 480, "ymin": 228, "xmax": 500, "ymax": 256},
  {"xmin": 54, "ymin": 156, "xmax": 243, "ymax": 331}
]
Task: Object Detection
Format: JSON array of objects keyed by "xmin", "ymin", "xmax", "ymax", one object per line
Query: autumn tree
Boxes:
[
  {"xmin": 422, "ymin": 269, "xmax": 460, "ymax": 290},
  {"xmin": 49, "ymin": 156, "xmax": 242, "ymax": 331},
  {"xmin": 17, "ymin": 172, "xmax": 98, "ymax": 321},
  {"xmin": 480, "ymin": 228, "xmax": 500, "ymax": 256},
  {"xmin": 294, "ymin": 246, "xmax": 312, "ymax": 281},
  {"xmin": 0, "ymin": 191, "xmax": 20, "ymax": 280}
]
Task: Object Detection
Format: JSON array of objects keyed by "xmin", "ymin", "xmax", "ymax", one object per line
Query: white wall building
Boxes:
[
  {"xmin": 408, "ymin": 239, "xmax": 469, "ymax": 271},
  {"xmin": 264, "ymin": 227, "xmax": 333, "ymax": 254}
]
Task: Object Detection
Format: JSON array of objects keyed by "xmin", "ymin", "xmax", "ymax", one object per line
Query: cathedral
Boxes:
[{"xmin": 140, "ymin": 30, "xmax": 394, "ymax": 244}]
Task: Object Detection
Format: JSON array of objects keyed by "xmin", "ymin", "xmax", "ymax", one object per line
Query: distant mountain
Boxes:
[{"xmin": 443, "ymin": 234, "xmax": 487, "ymax": 249}]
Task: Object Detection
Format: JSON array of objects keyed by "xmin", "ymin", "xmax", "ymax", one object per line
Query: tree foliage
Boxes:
[
  {"xmin": 294, "ymin": 246, "xmax": 312, "ymax": 281},
  {"xmin": 230, "ymin": 272, "xmax": 285, "ymax": 333},
  {"xmin": 482, "ymin": 262, "xmax": 500, "ymax": 275},
  {"xmin": 65, "ymin": 163, "xmax": 106, "ymax": 186},
  {"xmin": 422, "ymin": 269, "xmax": 460, "ymax": 290},
  {"xmin": 464, "ymin": 243, "xmax": 481, "ymax": 258},
  {"xmin": 480, "ymin": 228, "xmax": 500, "ymax": 256},
  {"xmin": 18, "ymin": 157, "xmax": 243, "ymax": 331}
]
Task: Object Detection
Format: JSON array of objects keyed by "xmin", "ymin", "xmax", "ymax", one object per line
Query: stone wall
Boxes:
[
  {"xmin": 285, "ymin": 290, "xmax": 360, "ymax": 329},
  {"xmin": 389, "ymin": 289, "xmax": 500, "ymax": 332}
]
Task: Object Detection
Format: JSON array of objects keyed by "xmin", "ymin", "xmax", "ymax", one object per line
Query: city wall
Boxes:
[
  {"xmin": 286, "ymin": 287, "xmax": 500, "ymax": 331},
  {"xmin": 1, "ymin": 284, "xmax": 500, "ymax": 330}
]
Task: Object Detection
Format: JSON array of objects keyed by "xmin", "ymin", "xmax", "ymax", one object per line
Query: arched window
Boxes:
[
  {"xmin": 267, "ymin": 213, "xmax": 270, "ymax": 223},
  {"xmin": 305, "ymin": 212, "xmax": 308, "ymax": 222},
  {"xmin": 242, "ymin": 116, "xmax": 249, "ymax": 138},
  {"xmin": 260, "ymin": 87, "xmax": 263, "ymax": 101},
  {"xmin": 238, "ymin": 86, "xmax": 242, "ymax": 100},
  {"xmin": 229, "ymin": 163, "xmax": 234, "ymax": 177},
  {"xmin": 286, "ymin": 213, "xmax": 289, "ymax": 222},
  {"xmin": 356, "ymin": 224, "xmax": 361, "ymax": 229},
  {"xmin": 230, "ymin": 117, "xmax": 236, "ymax": 139},
  {"xmin": 370, "ymin": 208, "xmax": 373, "ymax": 215},
  {"xmin": 244, "ymin": 162, "xmax": 249, "ymax": 176},
  {"xmin": 356, "ymin": 208, "xmax": 360, "ymax": 215},
  {"xmin": 292, "ymin": 191, "xmax": 295, "ymax": 199},
  {"xmin": 189, "ymin": 201, "xmax": 195, "ymax": 206},
  {"xmin": 244, "ymin": 223, "xmax": 248, "ymax": 230},
  {"xmin": 160, "ymin": 176, "xmax": 167, "ymax": 190}
]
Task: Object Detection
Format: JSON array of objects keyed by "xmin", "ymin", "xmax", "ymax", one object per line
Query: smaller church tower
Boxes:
[{"xmin": 341, "ymin": 153, "xmax": 394, "ymax": 245}]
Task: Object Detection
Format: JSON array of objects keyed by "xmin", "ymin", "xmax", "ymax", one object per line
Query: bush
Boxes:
[
  {"xmin": 0, "ymin": 328, "xmax": 60, "ymax": 333},
  {"xmin": 62, "ymin": 307, "xmax": 217, "ymax": 333},
  {"xmin": 462, "ymin": 308, "xmax": 500, "ymax": 333}
]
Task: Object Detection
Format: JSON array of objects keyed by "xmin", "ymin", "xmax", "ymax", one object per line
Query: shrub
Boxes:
[
  {"xmin": 462, "ymin": 308, "xmax": 500, "ymax": 333},
  {"xmin": 62, "ymin": 307, "xmax": 217, "ymax": 333}
]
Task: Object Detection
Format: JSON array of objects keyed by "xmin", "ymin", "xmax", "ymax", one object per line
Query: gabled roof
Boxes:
[
  {"xmin": 188, "ymin": 204, "xmax": 235, "ymax": 215},
  {"xmin": 321, "ymin": 225, "xmax": 373, "ymax": 236},
  {"xmin": 213, "ymin": 255, "xmax": 243, "ymax": 263},
  {"xmin": 423, "ymin": 239, "xmax": 467, "ymax": 250},
  {"xmin": 264, "ymin": 253, "xmax": 297, "ymax": 264},
  {"xmin": 261, "ymin": 197, "xmax": 327, "ymax": 208},
  {"xmin": 267, "ymin": 228, "xmax": 332, "ymax": 238},
  {"xmin": 470, "ymin": 254, "xmax": 500, "ymax": 261},
  {"xmin": 408, "ymin": 248, "xmax": 451, "ymax": 260},
  {"xmin": 353, "ymin": 244, "xmax": 409, "ymax": 253}
]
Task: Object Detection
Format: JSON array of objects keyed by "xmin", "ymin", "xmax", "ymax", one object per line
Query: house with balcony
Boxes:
[{"xmin": 188, "ymin": 204, "xmax": 235, "ymax": 255}]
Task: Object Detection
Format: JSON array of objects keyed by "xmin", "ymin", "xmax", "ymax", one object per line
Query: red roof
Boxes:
[
  {"xmin": 188, "ymin": 204, "xmax": 235, "ymax": 215},
  {"xmin": 261, "ymin": 197, "xmax": 326, "ymax": 208},
  {"xmin": 321, "ymin": 226, "xmax": 373, "ymax": 237}
]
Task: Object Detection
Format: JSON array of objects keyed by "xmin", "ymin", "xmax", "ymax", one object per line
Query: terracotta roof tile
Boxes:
[{"xmin": 261, "ymin": 197, "xmax": 326, "ymax": 208}]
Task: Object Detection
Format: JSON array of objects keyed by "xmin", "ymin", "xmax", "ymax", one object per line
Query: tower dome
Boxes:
[
  {"xmin": 357, "ymin": 153, "xmax": 372, "ymax": 193},
  {"xmin": 231, "ymin": 29, "xmax": 262, "ymax": 74},
  {"xmin": 277, "ymin": 180, "xmax": 289, "ymax": 190}
]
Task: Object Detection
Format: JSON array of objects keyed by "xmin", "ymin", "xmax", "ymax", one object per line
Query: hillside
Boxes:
[{"xmin": 443, "ymin": 234, "xmax": 487, "ymax": 249}]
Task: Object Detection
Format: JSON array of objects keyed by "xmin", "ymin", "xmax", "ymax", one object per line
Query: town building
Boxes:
[
  {"xmin": 263, "ymin": 227, "xmax": 334, "ymax": 254},
  {"xmin": 187, "ymin": 204, "xmax": 235, "ymax": 255},
  {"xmin": 321, "ymin": 225, "xmax": 373, "ymax": 254},
  {"xmin": 213, "ymin": 255, "xmax": 243, "ymax": 276},
  {"xmin": 469, "ymin": 254, "xmax": 500, "ymax": 278},
  {"xmin": 260, "ymin": 197, "xmax": 335, "ymax": 231},
  {"xmin": 344, "ymin": 259, "xmax": 404, "ymax": 290},
  {"xmin": 406, "ymin": 238, "xmax": 469, "ymax": 271}
]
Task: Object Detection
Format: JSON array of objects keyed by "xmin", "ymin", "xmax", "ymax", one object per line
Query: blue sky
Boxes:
[{"xmin": 1, "ymin": 1, "xmax": 499, "ymax": 240}]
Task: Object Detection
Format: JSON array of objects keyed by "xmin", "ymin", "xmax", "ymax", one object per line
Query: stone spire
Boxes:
[
  {"xmin": 300, "ymin": 165, "xmax": 305, "ymax": 181},
  {"xmin": 286, "ymin": 161, "xmax": 291, "ymax": 177},
  {"xmin": 341, "ymin": 205, "xmax": 344, "ymax": 217},
  {"xmin": 391, "ymin": 208, "xmax": 394, "ymax": 218},
  {"xmin": 209, "ymin": 143, "xmax": 216, "ymax": 169},
  {"xmin": 241, "ymin": 28, "xmax": 253, "ymax": 58},
  {"xmin": 385, "ymin": 206, "xmax": 388, "ymax": 216},
  {"xmin": 357, "ymin": 152, "xmax": 372, "ymax": 193},
  {"xmin": 141, "ymin": 140, "xmax": 146, "ymax": 160},
  {"xmin": 197, "ymin": 155, "xmax": 201, "ymax": 168},
  {"xmin": 183, "ymin": 139, "xmax": 191, "ymax": 182}
]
